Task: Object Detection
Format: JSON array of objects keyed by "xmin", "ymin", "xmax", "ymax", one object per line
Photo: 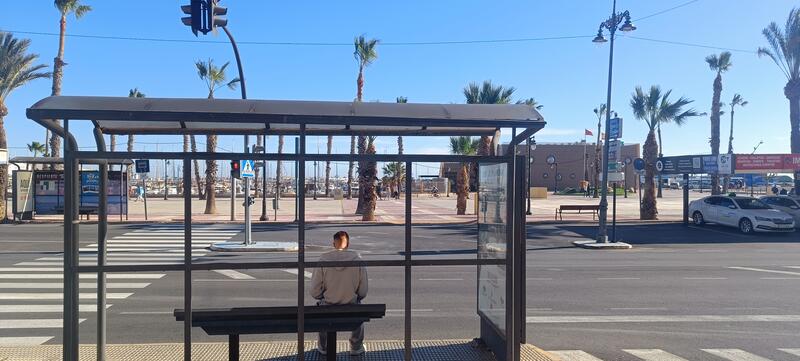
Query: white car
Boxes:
[
  {"xmin": 689, "ymin": 195, "xmax": 795, "ymax": 234},
  {"xmin": 760, "ymin": 196, "xmax": 800, "ymax": 228}
]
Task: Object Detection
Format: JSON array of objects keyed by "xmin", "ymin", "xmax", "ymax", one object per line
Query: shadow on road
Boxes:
[{"xmin": 552, "ymin": 222, "xmax": 798, "ymax": 245}]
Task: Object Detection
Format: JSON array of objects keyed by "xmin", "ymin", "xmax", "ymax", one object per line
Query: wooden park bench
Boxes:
[
  {"xmin": 174, "ymin": 304, "xmax": 386, "ymax": 361},
  {"xmin": 555, "ymin": 204, "xmax": 600, "ymax": 221}
]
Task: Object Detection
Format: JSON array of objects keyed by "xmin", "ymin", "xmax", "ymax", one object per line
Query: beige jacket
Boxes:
[{"xmin": 310, "ymin": 249, "xmax": 368, "ymax": 305}]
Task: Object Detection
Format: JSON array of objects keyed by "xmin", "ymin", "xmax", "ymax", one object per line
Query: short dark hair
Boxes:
[{"xmin": 333, "ymin": 231, "xmax": 349, "ymax": 243}]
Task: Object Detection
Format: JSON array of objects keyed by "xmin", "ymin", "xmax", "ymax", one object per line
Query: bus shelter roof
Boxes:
[{"xmin": 27, "ymin": 96, "xmax": 545, "ymax": 137}]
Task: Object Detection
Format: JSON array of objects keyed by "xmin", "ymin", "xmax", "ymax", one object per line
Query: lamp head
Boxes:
[
  {"xmin": 592, "ymin": 28, "xmax": 608, "ymax": 43},
  {"xmin": 619, "ymin": 14, "xmax": 636, "ymax": 32}
]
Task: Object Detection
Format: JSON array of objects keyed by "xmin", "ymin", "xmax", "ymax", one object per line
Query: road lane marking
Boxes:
[
  {"xmin": 0, "ymin": 274, "xmax": 165, "ymax": 279},
  {"xmin": 119, "ymin": 311, "xmax": 174, "ymax": 315},
  {"xmin": 760, "ymin": 277, "xmax": 800, "ymax": 280},
  {"xmin": 609, "ymin": 307, "xmax": 668, "ymax": 311},
  {"xmin": 0, "ymin": 304, "xmax": 108, "ymax": 313},
  {"xmin": 213, "ymin": 269, "xmax": 255, "ymax": 280},
  {"xmin": 597, "ymin": 277, "xmax": 640, "ymax": 280},
  {"xmin": 526, "ymin": 278, "xmax": 554, "ymax": 281},
  {"xmin": 0, "ymin": 337, "xmax": 54, "ymax": 346},
  {"xmin": 779, "ymin": 349, "xmax": 800, "ymax": 357},
  {"xmin": 548, "ymin": 350, "xmax": 604, "ymax": 361},
  {"xmin": 419, "ymin": 278, "xmax": 464, "ymax": 281},
  {"xmin": 683, "ymin": 277, "xmax": 727, "ymax": 280},
  {"xmin": 0, "ymin": 268, "xmax": 62, "ymax": 272},
  {"xmin": 701, "ymin": 349, "xmax": 773, "ymax": 361},
  {"xmin": 0, "ymin": 282, "xmax": 150, "ymax": 289},
  {"xmin": 729, "ymin": 266, "xmax": 800, "ymax": 276},
  {"xmin": 0, "ymin": 293, "xmax": 132, "ymax": 300},
  {"xmin": 526, "ymin": 315, "xmax": 800, "ymax": 323},
  {"xmin": 0, "ymin": 319, "xmax": 86, "ymax": 329},
  {"xmin": 623, "ymin": 349, "xmax": 689, "ymax": 361},
  {"xmin": 195, "ymin": 279, "xmax": 294, "ymax": 282},
  {"xmin": 282, "ymin": 269, "xmax": 313, "ymax": 279}
]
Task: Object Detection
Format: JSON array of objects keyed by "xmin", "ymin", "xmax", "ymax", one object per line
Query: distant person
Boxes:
[
  {"xmin": 431, "ymin": 185, "xmax": 439, "ymax": 197},
  {"xmin": 377, "ymin": 184, "xmax": 383, "ymax": 201},
  {"xmin": 310, "ymin": 231, "xmax": 368, "ymax": 356},
  {"xmin": 772, "ymin": 185, "xmax": 780, "ymax": 195},
  {"xmin": 780, "ymin": 188, "xmax": 788, "ymax": 195},
  {"xmin": 135, "ymin": 185, "xmax": 144, "ymax": 202}
]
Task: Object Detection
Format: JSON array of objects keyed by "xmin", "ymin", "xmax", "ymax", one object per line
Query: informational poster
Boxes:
[
  {"xmin": 33, "ymin": 170, "xmax": 127, "ymax": 215},
  {"xmin": 34, "ymin": 171, "xmax": 64, "ymax": 214},
  {"xmin": 478, "ymin": 163, "xmax": 507, "ymax": 335},
  {"xmin": 735, "ymin": 154, "xmax": 800, "ymax": 173},
  {"xmin": 13, "ymin": 171, "xmax": 34, "ymax": 218}
]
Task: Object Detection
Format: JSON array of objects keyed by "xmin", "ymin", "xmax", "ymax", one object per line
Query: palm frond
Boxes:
[{"xmin": 0, "ymin": 32, "xmax": 51, "ymax": 101}]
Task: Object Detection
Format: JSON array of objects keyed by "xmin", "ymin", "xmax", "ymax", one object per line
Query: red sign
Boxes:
[{"xmin": 735, "ymin": 153, "xmax": 800, "ymax": 173}]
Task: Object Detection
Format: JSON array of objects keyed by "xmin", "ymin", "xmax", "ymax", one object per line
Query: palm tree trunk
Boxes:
[
  {"xmin": 109, "ymin": 135, "xmax": 116, "ymax": 152},
  {"xmin": 641, "ymin": 130, "xmax": 659, "ymax": 220},
  {"xmin": 182, "ymin": 135, "xmax": 189, "ymax": 195},
  {"xmin": 190, "ymin": 135, "xmax": 204, "ymax": 200},
  {"xmin": 362, "ymin": 140, "xmax": 377, "ymax": 221},
  {"xmin": 347, "ymin": 136, "xmax": 355, "ymax": 199},
  {"xmin": 127, "ymin": 134, "xmax": 135, "ymax": 192},
  {"xmin": 254, "ymin": 135, "xmax": 262, "ymax": 199},
  {"xmin": 456, "ymin": 163, "xmax": 468, "ymax": 215},
  {"xmin": 478, "ymin": 136, "xmax": 491, "ymax": 156},
  {"xmin": 0, "ymin": 103, "xmax": 8, "ymax": 221},
  {"xmin": 397, "ymin": 135, "xmax": 403, "ymax": 199},
  {"xmin": 710, "ymin": 74, "xmax": 723, "ymax": 195},
  {"xmin": 48, "ymin": 15, "xmax": 69, "ymax": 164},
  {"xmin": 724, "ymin": 106, "xmax": 735, "ymax": 193},
  {"xmin": 276, "ymin": 135, "xmax": 284, "ymax": 202},
  {"xmin": 325, "ymin": 135, "xmax": 332, "ymax": 197},
  {"xmin": 786, "ymin": 79, "xmax": 800, "ymax": 193},
  {"xmin": 204, "ymin": 134, "xmax": 218, "ymax": 214},
  {"xmin": 593, "ymin": 124, "xmax": 601, "ymax": 198},
  {"xmin": 355, "ymin": 135, "xmax": 367, "ymax": 214}
]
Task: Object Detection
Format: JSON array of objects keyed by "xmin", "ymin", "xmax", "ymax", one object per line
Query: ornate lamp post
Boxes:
[{"xmin": 592, "ymin": 0, "xmax": 636, "ymax": 243}]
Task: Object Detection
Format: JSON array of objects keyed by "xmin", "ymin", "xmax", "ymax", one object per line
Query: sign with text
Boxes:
[
  {"xmin": 657, "ymin": 155, "xmax": 703, "ymax": 174},
  {"xmin": 735, "ymin": 153, "xmax": 800, "ymax": 173},
  {"xmin": 608, "ymin": 140, "xmax": 624, "ymax": 162},
  {"xmin": 608, "ymin": 118, "xmax": 623, "ymax": 139},
  {"xmin": 135, "ymin": 160, "xmax": 150, "ymax": 174}
]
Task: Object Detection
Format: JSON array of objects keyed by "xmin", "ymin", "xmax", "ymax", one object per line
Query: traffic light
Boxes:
[
  {"xmin": 208, "ymin": 0, "xmax": 228, "ymax": 29},
  {"xmin": 180, "ymin": 0, "xmax": 203, "ymax": 36},
  {"xmin": 231, "ymin": 160, "xmax": 241, "ymax": 179}
]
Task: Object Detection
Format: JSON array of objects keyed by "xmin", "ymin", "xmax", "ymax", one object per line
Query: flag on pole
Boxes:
[{"xmin": 585, "ymin": 129, "xmax": 593, "ymax": 136}]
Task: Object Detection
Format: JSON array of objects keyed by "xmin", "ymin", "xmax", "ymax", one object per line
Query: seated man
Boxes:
[{"xmin": 310, "ymin": 231, "xmax": 368, "ymax": 356}]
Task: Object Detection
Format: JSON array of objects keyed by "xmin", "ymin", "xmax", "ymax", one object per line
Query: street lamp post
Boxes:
[{"xmin": 592, "ymin": 0, "xmax": 636, "ymax": 243}]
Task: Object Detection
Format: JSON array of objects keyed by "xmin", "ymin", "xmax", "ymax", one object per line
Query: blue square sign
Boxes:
[
  {"xmin": 240, "ymin": 160, "xmax": 255, "ymax": 178},
  {"xmin": 135, "ymin": 159, "xmax": 150, "ymax": 174}
]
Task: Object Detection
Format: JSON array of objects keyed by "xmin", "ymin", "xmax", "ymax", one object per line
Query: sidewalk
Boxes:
[
  {"xmin": 22, "ymin": 189, "xmax": 706, "ymax": 225},
  {"xmin": 0, "ymin": 340, "xmax": 559, "ymax": 361}
]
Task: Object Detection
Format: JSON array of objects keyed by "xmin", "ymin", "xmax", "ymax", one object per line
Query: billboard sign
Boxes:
[
  {"xmin": 734, "ymin": 154, "xmax": 800, "ymax": 173},
  {"xmin": 657, "ymin": 155, "xmax": 703, "ymax": 174}
]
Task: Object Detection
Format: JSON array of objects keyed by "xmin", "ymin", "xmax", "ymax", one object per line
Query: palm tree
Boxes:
[
  {"xmin": 723, "ymin": 94, "xmax": 748, "ymax": 192},
  {"xmin": 324, "ymin": 135, "xmax": 332, "ymax": 197},
  {"xmin": 27, "ymin": 141, "xmax": 47, "ymax": 169},
  {"xmin": 0, "ymin": 32, "xmax": 51, "ymax": 221},
  {"xmin": 464, "ymin": 80, "xmax": 515, "ymax": 155},
  {"xmin": 705, "ymin": 51, "xmax": 733, "ymax": 195},
  {"xmin": 758, "ymin": 8, "xmax": 800, "ymax": 192},
  {"xmin": 630, "ymin": 85, "xmax": 702, "ymax": 220},
  {"xmin": 276, "ymin": 135, "xmax": 284, "ymax": 202},
  {"xmin": 195, "ymin": 58, "xmax": 241, "ymax": 214},
  {"xmin": 516, "ymin": 97, "xmax": 543, "ymax": 110},
  {"xmin": 361, "ymin": 136, "xmax": 378, "ymax": 221},
  {"xmin": 395, "ymin": 96, "xmax": 407, "ymax": 199},
  {"xmin": 49, "ymin": 0, "xmax": 91, "ymax": 162},
  {"xmin": 592, "ymin": 104, "xmax": 607, "ymax": 198},
  {"xmin": 353, "ymin": 35, "xmax": 379, "ymax": 215},
  {"xmin": 449, "ymin": 136, "xmax": 478, "ymax": 215},
  {"xmin": 126, "ymin": 88, "xmax": 145, "ymax": 186},
  {"xmin": 382, "ymin": 162, "xmax": 405, "ymax": 199}
]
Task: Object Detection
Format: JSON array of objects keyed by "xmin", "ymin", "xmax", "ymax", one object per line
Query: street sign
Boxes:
[
  {"xmin": 657, "ymin": 155, "xmax": 703, "ymax": 174},
  {"xmin": 633, "ymin": 158, "xmax": 645, "ymax": 171},
  {"xmin": 601, "ymin": 172, "xmax": 625, "ymax": 182},
  {"xmin": 608, "ymin": 140, "xmax": 624, "ymax": 161},
  {"xmin": 734, "ymin": 153, "xmax": 800, "ymax": 173},
  {"xmin": 240, "ymin": 159, "xmax": 255, "ymax": 178},
  {"xmin": 624, "ymin": 157, "xmax": 633, "ymax": 165},
  {"xmin": 135, "ymin": 160, "xmax": 150, "ymax": 174},
  {"xmin": 717, "ymin": 154, "xmax": 733, "ymax": 175},
  {"xmin": 607, "ymin": 162, "xmax": 624, "ymax": 171},
  {"xmin": 608, "ymin": 117, "xmax": 623, "ymax": 139}
]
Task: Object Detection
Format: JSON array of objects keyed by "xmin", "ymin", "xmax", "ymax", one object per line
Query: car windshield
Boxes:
[{"xmin": 734, "ymin": 198, "xmax": 771, "ymax": 210}]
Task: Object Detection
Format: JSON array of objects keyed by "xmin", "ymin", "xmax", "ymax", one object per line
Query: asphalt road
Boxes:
[{"xmin": 1, "ymin": 221, "xmax": 799, "ymax": 360}]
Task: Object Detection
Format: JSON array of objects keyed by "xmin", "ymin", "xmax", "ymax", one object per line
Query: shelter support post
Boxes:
[
  {"xmin": 92, "ymin": 126, "xmax": 108, "ymax": 361},
  {"xmin": 63, "ymin": 119, "xmax": 80, "ymax": 361},
  {"xmin": 183, "ymin": 157, "xmax": 192, "ymax": 361},
  {"xmin": 296, "ymin": 125, "xmax": 306, "ymax": 360},
  {"xmin": 404, "ymin": 161, "xmax": 413, "ymax": 361},
  {"xmin": 683, "ymin": 173, "xmax": 689, "ymax": 226}
]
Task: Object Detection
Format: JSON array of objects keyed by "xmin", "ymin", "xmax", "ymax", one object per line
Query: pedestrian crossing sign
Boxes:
[{"xmin": 240, "ymin": 160, "xmax": 255, "ymax": 178}]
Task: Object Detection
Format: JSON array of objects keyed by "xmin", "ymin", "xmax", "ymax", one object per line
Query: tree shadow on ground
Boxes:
[{"xmin": 553, "ymin": 222, "xmax": 798, "ymax": 245}]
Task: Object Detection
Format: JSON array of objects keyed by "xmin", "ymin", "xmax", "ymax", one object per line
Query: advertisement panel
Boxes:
[
  {"xmin": 13, "ymin": 171, "xmax": 34, "ymax": 217},
  {"xmin": 477, "ymin": 163, "xmax": 508, "ymax": 336},
  {"xmin": 33, "ymin": 170, "xmax": 127, "ymax": 215},
  {"xmin": 656, "ymin": 155, "xmax": 703, "ymax": 174},
  {"xmin": 734, "ymin": 154, "xmax": 800, "ymax": 173}
]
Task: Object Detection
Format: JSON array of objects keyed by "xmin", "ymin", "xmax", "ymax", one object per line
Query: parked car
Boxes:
[
  {"xmin": 760, "ymin": 195, "xmax": 800, "ymax": 228},
  {"xmin": 688, "ymin": 195, "xmax": 795, "ymax": 234}
]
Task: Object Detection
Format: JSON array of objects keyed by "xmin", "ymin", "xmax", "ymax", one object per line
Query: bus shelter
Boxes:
[{"xmin": 27, "ymin": 95, "xmax": 545, "ymax": 361}]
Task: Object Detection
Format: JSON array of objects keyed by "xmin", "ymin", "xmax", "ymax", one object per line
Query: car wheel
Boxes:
[
  {"xmin": 692, "ymin": 211, "xmax": 705, "ymax": 225},
  {"xmin": 739, "ymin": 218, "xmax": 754, "ymax": 234}
]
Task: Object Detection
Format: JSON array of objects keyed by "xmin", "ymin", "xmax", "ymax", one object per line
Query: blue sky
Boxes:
[{"xmin": 2, "ymin": 0, "xmax": 797, "ymax": 177}]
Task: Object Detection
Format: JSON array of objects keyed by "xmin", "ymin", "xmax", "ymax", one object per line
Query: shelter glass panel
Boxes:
[{"xmin": 477, "ymin": 162, "xmax": 508, "ymax": 335}]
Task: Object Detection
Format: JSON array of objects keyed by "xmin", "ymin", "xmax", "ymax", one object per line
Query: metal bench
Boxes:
[
  {"xmin": 555, "ymin": 204, "xmax": 600, "ymax": 220},
  {"xmin": 174, "ymin": 304, "xmax": 386, "ymax": 361},
  {"xmin": 55, "ymin": 205, "xmax": 99, "ymax": 220}
]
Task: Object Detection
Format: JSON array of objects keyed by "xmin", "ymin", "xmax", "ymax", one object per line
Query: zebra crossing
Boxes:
[
  {"xmin": 549, "ymin": 348, "xmax": 800, "ymax": 361},
  {"xmin": 0, "ymin": 224, "xmax": 239, "ymax": 346}
]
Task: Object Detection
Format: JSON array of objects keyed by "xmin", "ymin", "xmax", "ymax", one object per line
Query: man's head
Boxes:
[{"xmin": 333, "ymin": 231, "xmax": 349, "ymax": 250}]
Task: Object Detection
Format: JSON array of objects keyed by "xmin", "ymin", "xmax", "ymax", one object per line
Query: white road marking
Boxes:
[
  {"xmin": 683, "ymin": 277, "xmax": 727, "ymax": 280},
  {"xmin": 0, "ymin": 282, "xmax": 150, "ymax": 289},
  {"xmin": 526, "ymin": 278, "xmax": 554, "ymax": 281},
  {"xmin": 729, "ymin": 266, "xmax": 800, "ymax": 276},
  {"xmin": 597, "ymin": 277, "xmax": 640, "ymax": 280},
  {"xmin": 778, "ymin": 349, "xmax": 800, "ymax": 357},
  {"xmin": 0, "ymin": 319, "xmax": 85, "ymax": 329},
  {"xmin": 701, "ymin": 349, "xmax": 773, "ymax": 361},
  {"xmin": 0, "ymin": 267, "xmax": 62, "ymax": 272},
  {"xmin": 119, "ymin": 311, "xmax": 174, "ymax": 315},
  {"xmin": 526, "ymin": 315, "xmax": 800, "ymax": 323},
  {"xmin": 213, "ymin": 269, "xmax": 255, "ymax": 280},
  {"xmin": 623, "ymin": 349, "xmax": 689, "ymax": 361},
  {"xmin": 609, "ymin": 307, "xmax": 668, "ymax": 311},
  {"xmin": 0, "ymin": 293, "xmax": 132, "ymax": 300},
  {"xmin": 0, "ymin": 304, "xmax": 108, "ymax": 313},
  {"xmin": 548, "ymin": 350, "xmax": 604, "ymax": 361},
  {"xmin": 419, "ymin": 278, "xmax": 464, "ymax": 281},
  {"xmin": 0, "ymin": 336, "xmax": 54, "ymax": 346},
  {"xmin": 385, "ymin": 309, "xmax": 434, "ymax": 312},
  {"xmin": 195, "ymin": 279, "xmax": 294, "ymax": 282},
  {"xmin": 282, "ymin": 269, "xmax": 312, "ymax": 279},
  {"xmin": 760, "ymin": 277, "xmax": 800, "ymax": 280}
]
